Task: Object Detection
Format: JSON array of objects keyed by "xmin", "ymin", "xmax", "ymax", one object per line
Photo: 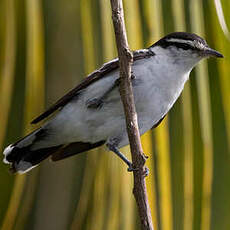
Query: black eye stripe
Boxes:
[
  {"xmin": 162, "ymin": 42, "xmax": 197, "ymax": 50},
  {"xmin": 152, "ymin": 40, "xmax": 199, "ymax": 51}
]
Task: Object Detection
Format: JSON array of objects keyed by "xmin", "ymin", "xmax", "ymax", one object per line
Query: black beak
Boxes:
[{"xmin": 204, "ymin": 47, "xmax": 224, "ymax": 58}]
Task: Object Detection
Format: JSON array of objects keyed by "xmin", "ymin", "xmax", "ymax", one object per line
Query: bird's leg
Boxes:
[
  {"xmin": 106, "ymin": 143, "xmax": 136, "ymax": 172},
  {"xmin": 86, "ymin": 78, "xmax": 120, "ymax": 109}
]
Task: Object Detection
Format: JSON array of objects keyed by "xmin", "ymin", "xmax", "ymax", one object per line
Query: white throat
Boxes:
[{"xmin": 149, "ymin": 45, "xmax": 202, "ymax": 73}]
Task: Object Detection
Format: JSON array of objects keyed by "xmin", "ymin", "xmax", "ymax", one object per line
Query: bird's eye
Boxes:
[{"xmin": 177, "ymin": 43, "xmax": 193, "ymax": 50}]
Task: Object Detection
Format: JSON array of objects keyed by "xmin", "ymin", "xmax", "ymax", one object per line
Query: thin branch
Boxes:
[{"xmin": 109, "ymin": 0, "xmax": 154, "ymax": 229}]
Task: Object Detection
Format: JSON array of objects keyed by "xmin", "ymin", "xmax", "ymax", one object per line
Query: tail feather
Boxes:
[
  {"xmin": 3, "ymin": 127, "xmax": 106, "ymax": 174},
  {"xmin": 3, "ymin": 128, "xmax": 63, "ymax": 174},
  {"xmin": 3, "ymin": 144, "xmax": 14, "ymax": 164}
]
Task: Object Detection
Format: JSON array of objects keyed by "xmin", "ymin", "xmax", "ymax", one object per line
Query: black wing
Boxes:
[
  {"xmin": 51, "ymin": 140, "xmax": 106, "ymax": 161},
  {"xmin": 31, "ymin": 49, "xmax": 155, "ymax": 124}
]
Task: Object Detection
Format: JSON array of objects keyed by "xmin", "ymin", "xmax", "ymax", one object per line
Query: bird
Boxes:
[{"xmin": 3, "ymin": 32, "xmax": 223, "ymax": 174}]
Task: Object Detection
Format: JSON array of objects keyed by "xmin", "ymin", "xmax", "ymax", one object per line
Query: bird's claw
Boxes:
[
  {"xmin": 143, "ymin": 153, "xmax": 149, "ymax": 159},
  {"xmin": 127, "ymin": 164, "xmax": 138, "ymax": 172},
  {"xmin": 143, "ymin": 166, "xmax": 149, "ymax": 177},
  {"xmin": 127, "ymin": 164, "xmax": 149, "ymax": 177}
]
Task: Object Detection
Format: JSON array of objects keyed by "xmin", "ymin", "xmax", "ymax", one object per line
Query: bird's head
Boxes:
[{"xmin": 149, "ymin": 32, "xmax": 223, "ymax": 71}]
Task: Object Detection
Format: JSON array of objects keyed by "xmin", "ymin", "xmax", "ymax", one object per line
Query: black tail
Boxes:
[
  {"xmin": 3, "ymin": 128, "xmax": 105, "ymax": 174},
  {"xmin": 3, "ymin": 128, "xmax": 62, "ymax": 173}
]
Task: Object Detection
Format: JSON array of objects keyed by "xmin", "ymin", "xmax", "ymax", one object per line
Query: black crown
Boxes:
[{"xmin": 150, "ymin": 32, "xmax": 208, "ymax": 50}]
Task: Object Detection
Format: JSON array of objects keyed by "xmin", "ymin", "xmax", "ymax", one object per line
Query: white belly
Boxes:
[{"xmin": 40, "ymin": 57, "xmax": 190, "ymax": 148}]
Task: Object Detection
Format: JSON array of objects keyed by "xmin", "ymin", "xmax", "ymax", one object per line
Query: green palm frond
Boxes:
[{"xmin": 0, "ymin": 1, "xmax": 230, "ymax": 230}]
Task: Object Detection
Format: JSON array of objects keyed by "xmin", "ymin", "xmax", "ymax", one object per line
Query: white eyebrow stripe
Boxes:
[
  {"xmin": 165, "ymin": 38, "xmax": 195, "ymax": 46},
  {"xmin": 165, "ymin": 38, "xmax": 207, "ymax": 50}
]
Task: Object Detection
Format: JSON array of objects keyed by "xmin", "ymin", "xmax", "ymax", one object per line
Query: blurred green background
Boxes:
[{"xmin": 0, "ymin": 0, "xmax": 230, "ymax": 229}]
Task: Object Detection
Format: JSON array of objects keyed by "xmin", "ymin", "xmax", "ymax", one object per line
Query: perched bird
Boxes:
[{"xmin": 3, "ymin": 32, "xmax": 223, "ymax": 174}]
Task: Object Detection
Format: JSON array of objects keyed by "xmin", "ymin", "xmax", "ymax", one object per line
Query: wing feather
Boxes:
[
  {"xmin": 31, "ymin": 49, "xmax": 155, "ymax": 124},
  {"xmin": 51, "ymin": 140, "xmax": 105, "ymax": 161}
]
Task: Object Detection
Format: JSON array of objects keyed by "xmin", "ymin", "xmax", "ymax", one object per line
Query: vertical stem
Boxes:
[{"xmin": 110, "ymin": 0, "xmax": 153, "ymax": 229}]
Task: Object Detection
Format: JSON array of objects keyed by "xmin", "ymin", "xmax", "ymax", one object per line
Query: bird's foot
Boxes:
[
  {"xmin": 127, "ymin": 163, "xmax": 139, "ymax": 172},
  {"xmin": 143, "ymin": 166, "xmax": 149, "ymax": 177},
  {"xmin": 143, "ymin": 152, "xmax": 149, "ymax": 159},
  {"xmin": 127, "ymin": 164, "xmax": 149, "ymax": 177}
]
